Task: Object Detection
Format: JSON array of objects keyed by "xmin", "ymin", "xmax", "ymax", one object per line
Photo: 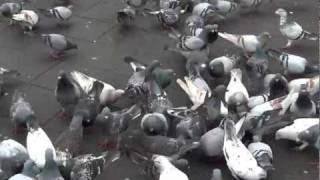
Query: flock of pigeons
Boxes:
[{"xmin": 0, "ymin": 0, "xmax": 318, "ymax": 179}]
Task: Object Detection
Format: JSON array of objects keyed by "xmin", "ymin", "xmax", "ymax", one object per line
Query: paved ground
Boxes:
[{"xmin": 0, "ymin": 0, "xmax": 318, "ymax": 179}]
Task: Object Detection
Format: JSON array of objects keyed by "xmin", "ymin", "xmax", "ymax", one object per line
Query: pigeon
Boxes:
[
  {"xmin": 279, "ymin": 87, "xmax": 316, "ymax": 118},
  {"xmin": 275, "ymin": 8, "xmax": 318, "ymax": 48},
  {"xmin": 266, "ymin": 49, "xmax": 320, "ymax": 75},
  {"xmin": 8, "ymin": 159, "xmax": 40, "ymax": 180},
  {"xmin": 208, "ymin": 54, "xmax": 239, "ymax": 77},
  {"xmin": 185, "ymin": 24, "xmax": 219, "ymax": 44},
  {"xmin": 141, "ymin": 112, "xmax": 169, "ymax": 136},
  {"xmin": 41, "ymin": 34, "xmax": 78, "ymax": 58},
  {"xmin": 185, "ymin": 15, "xmax": 204, "ymax": 30},
  {"xmin": 200, "ymin": 117, "xmax": 246, "ymax": 157},
  {"xmin": 124, "ymin": 58, "xmax": 160, "ymax": 98},
  {"xmin": 250, "ymin": 95, "xmax": 286, "ymax": 115},
  {"xmin": 96, "ymin": 105, "xmax": 141, "ymax": 149},
  {"xmin": 246, "ymin": 48, "xmax": 269, "ymax": 77},
  {"xmin": 146, "ymin": 8, "xmax": 179, "ymax": 27},
  {"xmin": 200, "ymin": 125, "xmax": 224, "ymax": 157},
  {"xmin": 225, "ymin": 68, "xmax": 249, "ymax": 107},
  {"xmin": 0, "ymin": 2, "xmax": 23, "ymax": 19},
  {"xmin": 263, "ymin": 73, "xmax": 289, "ymax": 99},
  {"xmin": 223, "ymin": 119, "xmax": 267, "ymax": 180},
  {"xmin": 209, "ymin": 0, "xmax": 238, "ymax": 16},
  {"xmin": 10, "ymin": 90, "xmax": 35, "ymax": 132},
  {"xmin": 69, "ymin": 151, "xmax": 120, "ymax": 180},
  {"xmin": 177, "ymin": 61, "xmax": 211, "ymax": 110},
  {"xmin": 70, "ymin": 71, "xmax": 124, "ymax": 106},
  {"xmin": 54, "ymin": 110, "xmax": 84, "ymax": 156},
  {"xmin": 234, "ymin": 0, "xmax": 266, "ymax": 9},
  {"xmin": 0, "ymin": 139, "xmax": 29, "ymax": 179},
  {"xmin": 26, "ymin": 118, "xmax": 56, "ymax": 168},
  {"xmin": 167, "ymin": 107, "xmax": 206, "ymax": 142},
  {"xmin": 125, "ymin": 0, "xmax": 148, "ymax": 9},
  {"xmin": 117, "ymin": 6, "xmax": 136, "ymax": 26},
  {"xmin": 288, "ymin": 75, "xmax": 319, "ymax": 96},
  {"xmin": 275, "ymin": 118, "xmax": 319, "ymax": 150},
  {"xmin": 211, "ymin": 168, "xmax": 222, "ymax": 180},
  {"xmin": 218, "ymin": 31, "xmax": 271, "ymax": 56},
  {"xmin": 37, "ymin": 149, "xmax": 64, "ymax": 180},
  {"xmin": 152, "ymin": 154, "xmax": 189, "ymax": 180},
  {"xmin": 192, "ymin": 2, "xmax": 217, "ymax": 19},
  {"xmin": 72, "ymin": 81, "xmax": 104, "ymax": 127},
  {"xmin": 38, "ymin": 6, "xmax": 72, "ymax": 21},
  {"xmin": 12, "ymin": 10, "xmax": 39, "ymax": 32},
  {"xmin": 248, "ymin": 136, "xmax": 274, "ymax": 171},
  {"xmin": 205, "ymin": 86, "xmax": 228, "ymax": 124},
  {"xmin": 297, "ymin": 124, "xmax": 319, "ymax": 150},
  {"xmin": 160, "ymin": 0, "xmax": 190, "ymax": 14},
  {"xmin": 55, "ymin": 71, "xmax": 82, "ymax": 118},
  {"xmin": 119, "ymin": 129, "xmax": 199, "ymax": 157}
]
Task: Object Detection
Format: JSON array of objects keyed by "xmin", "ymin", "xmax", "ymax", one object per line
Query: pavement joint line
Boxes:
[{"xmin": 29, "ymin": 61, "xmax": 63, "ymax": 83}]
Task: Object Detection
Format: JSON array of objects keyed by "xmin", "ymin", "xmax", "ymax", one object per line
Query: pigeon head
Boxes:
[
  {"xmin": 22, "ymin": 160, "xmax": 40, "ymax": 177},
  {"xmin": 117, "ymin": 7, "xmax": 136, "ymax": 26},
  {"xmin": 57, "ymin": 71, "xmax": 74, "ymax": 89},
  {"xmin": 224, "ymin": 119, "xmax": 236, "ymax": 139},
  {"xmin": 209, "ymin": 60, "xmax": 224, "ymax": 77},
  {"xmin": 141, "ymin": 113, "xmax": 168, "ymax": 136},
  {"xmin": 260, "ymin": 32, "xmax": 272, "ymax": 42},
  {"xmin": 275, "ymin": 8, "xmax": 287, "ymax": 16},
  {"xmin": 269, "ymin": 73, "xmax": 288, "ymax": 97},
  {"xmin": 44, "ymin": 149, "xmax": 56, "ymax": 167}
]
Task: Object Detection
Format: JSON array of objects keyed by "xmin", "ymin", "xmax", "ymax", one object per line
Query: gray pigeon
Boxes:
[
  {"xmin": 208, "ymin": 54, "xmax": 239, "ymax": 77},
  {"xmin": 96, "ymin": 105, "xmax": 142, "ymax": 149},
  {"xmin": 119, "ymin": 129, "xmax": 199, "ymax": 157},
  {"xmin": 266, "ymin": 49, "xmax": 320, "ymax": 75},
  {"xmin": 147, "ymin": 8, "xmax": 179, "ymax": 27},
  {"xmin": 192, "ymin": 2, "xmax": 217, "ymax": 19},
  {"xmin": 248, "ymin": 136, "xmax": 274, "ymax": 171},
  {"xmin": 141, "ymin": 112, "xmax": 169, "ymax": 136},
  {"xmin": 55, "ymin": 71, "xmax": 82, "ymax": 118},
  {"xmin": 0, "ymin": 139, "xmax": 29, "ymax": 179},
  {"xmin": 37, "ymin": 149, "xmax": 64, "ymax": 180},
  {"xmin": 167, "ymin": 107, "xmax": 206, "ymax": 143},
  {"xmin": 169, "ymin": 28, "xmax": 207, "ymax": 51},
  {"xmin": 211, "ymin": 168, "xmax": 223, "ymax": 180},
  {"xmin": 117, "ymin": 6, "xmax": 136, "ymax": 26},
  {"xmin": 38, "ymin": 6, "xmax": 72, "ymax": 22},
  {"xmin": 0, "ymin": 2, "xmax": 22, "ymax": 19},
  {"xmin": 275, "ymin": 8, "xmax": 318, "ymax": 48},
  {"xmin": 41, "ymin": 34, "xmax": 78, "ymax": 58},
  {"xmin": 125, "ymin": 57, "xmax": 160, "ymax": 98},
  {"xmin": 8, "ymin": 159, "xmax": 40, "ymax": 180},
  {"xmin": 160, "ymin": 0, "xmax": 190, "ymax": 14},
  {"xmin": 10, "ymin": 90, "xmax": 35, "ymax": 133},
  {"xmin": 205, "ymin": 85, "xmax": 228, "ymax": 124},
  {"xmin": 246, "ymin": 48, "xmax": 269, "ymax": 77},
  {"xmin": 199, "ymin": 125, "xmax": 224, "ymax": 157},
  {"xmin": 54, "ymin": 112, "xmax": 83, "ymax": 156}
]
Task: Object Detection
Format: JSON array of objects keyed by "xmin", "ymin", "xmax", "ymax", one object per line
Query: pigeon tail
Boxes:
[
  {"xmin": 304, "ymin": 64, "xmax": 320, "ymax": 74},
  {"xmin": 218, "ymin": 32, "xmax": 239, "ymax": 45},
  {"xmin": 65, "ymin": 41, "xmax": 78, "ymax": 50},
  {"xmin": 302, "ymin": 31, "xmax": 318, "ymax": 41},
  {"xmin": 123, "ymin": 56, "xmax": 146, "ymax": 72}
]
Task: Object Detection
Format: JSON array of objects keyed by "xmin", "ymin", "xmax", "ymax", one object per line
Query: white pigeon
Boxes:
[
  {"xmin": 225, "ymin": 69, "xmax": 249, "ymax": 106},
  {"xmin": 266, "ymin": 49, "xmax": 319, "ymax": 75},
  {"xmin": 152, "ymin": 155, "xmax": 189, "ymax": 180},
  {"xmin": 70, "ymin": 71, "xmax": 124, "ymax": 106},
  {"xmin": 275, "ymin": 118, "xmax": 319, "ymax": 143},
  {"xmin": 223, "ymin": 119, "xmax": 267, "ymax": 180},
  {"xmin": 250, "ymin": 95, "xmax": 286, "ymax": 116},
  {"xmin": 26, "ymin": 120, "xmax": 56, "ymax": 168},
  {"xmin": 288, "ymin": 75, "xmax": 319, "ymax": 96},
  {"xmin": 218, "ymin": 32, "xmax": 271, "ymax": 55},
  {"xmin": 275, "ymin": 8, "xmax": 318, "ymax": 48},
  {"xmin": 12, "ymin": 10, "xmax": 39, "ymax": 31},
  {"xmin": 177, "ymin": 76, "xmax": 208, "ymax": 110}
]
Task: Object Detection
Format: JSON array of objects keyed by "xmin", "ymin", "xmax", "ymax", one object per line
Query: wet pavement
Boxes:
[{"xmin": 0, "ymin": 0, "xmax": 318, "ymax": 179}]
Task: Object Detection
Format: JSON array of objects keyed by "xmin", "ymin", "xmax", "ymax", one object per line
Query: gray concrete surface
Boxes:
[{"xmin": 0, "ymin": 0, "xmax": 318, "ymax": 179}]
